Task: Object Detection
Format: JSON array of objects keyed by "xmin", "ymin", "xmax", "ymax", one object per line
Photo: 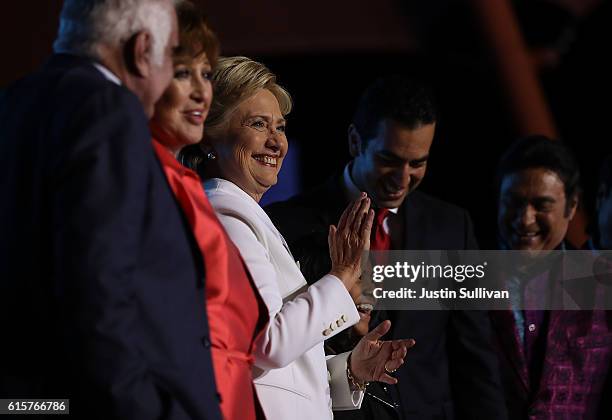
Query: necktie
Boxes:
[{"xmin": 371, "ymin": 208, "xmax": 391, "ymax": 251}]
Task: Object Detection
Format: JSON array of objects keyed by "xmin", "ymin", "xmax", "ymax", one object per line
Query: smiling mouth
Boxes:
[
  {"xmin": 253, "ymin": 155, "xmax": 278, "ymax": 167},
  {"xmin": 514, "ymin": 230, "xmax": 542, "ymax": 243},
  {"xmin": 183, "ymin": 110, "xmax": 205, "ymax": 125},
  {"xmin": 382, "ymin": 184, "xmax": 406, "ymax": 198}
]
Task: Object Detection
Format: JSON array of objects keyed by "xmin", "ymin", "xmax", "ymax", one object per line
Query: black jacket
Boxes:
[{"xmin": 0, "ymin": 55, "xmax": 220, "ymax": 420}]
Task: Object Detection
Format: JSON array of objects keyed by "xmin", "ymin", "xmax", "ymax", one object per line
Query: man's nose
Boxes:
[
  {"xmin": 517, "ymin": 205, "xmax": 537, "ymax": 226},
  {"xmin": 392, "ymin": 163, "xmax": 414, "ymax": 187}
]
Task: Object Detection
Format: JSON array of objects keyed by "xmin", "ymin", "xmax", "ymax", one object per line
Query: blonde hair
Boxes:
[
  {"xmin": 181, "ymin": 56, "xmax": 292, "ymax": 171},
  {"xmin": 205, "ymin": 56, "xmax": 292, "ymax": 142}
]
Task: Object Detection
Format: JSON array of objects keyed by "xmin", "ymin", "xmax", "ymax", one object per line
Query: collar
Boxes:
[
  {"xmin": 152, "ymin": 136, "xmax": 195, "ymax": 179},
  {"xmin": 204, "ymin": 177, "xmax": 261, "ymax": 208},
  {"xmin": 342, "ymin": 162, "xmax": 398, "ymax": 214},
  {"xmin": 93, "ymin": 62, "xmax": 121, "ymax": 86}
]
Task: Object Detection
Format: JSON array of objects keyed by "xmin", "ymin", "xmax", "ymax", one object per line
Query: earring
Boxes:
[{"xmin": 206, "ymin": 151, "xmax": 216, "ymax": 160}]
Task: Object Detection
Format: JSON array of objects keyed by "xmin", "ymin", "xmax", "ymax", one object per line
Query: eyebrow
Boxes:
[
  {"xmin": 533, "ymin": 197, "xmax": 556, "ymax": 204},
  {"xmin": 376, "ymin": 151, "xmax": 429, "ymax": 164},
  {"xmin": 504, "ymin": 193, "xmax": 557, "ymax": 203},
  {"xmin": 245, "ymin": 114, "xmax": 286, "ymax": 124}
]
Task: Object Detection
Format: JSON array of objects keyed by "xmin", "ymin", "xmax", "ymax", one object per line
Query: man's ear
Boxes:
[
  {"xmin": 124, "ymin": 31, "xmax": 153, "ymax": 78},
  {"xmin": 348, "ymin": 124, "xmax": 363, "ymax": 158}
]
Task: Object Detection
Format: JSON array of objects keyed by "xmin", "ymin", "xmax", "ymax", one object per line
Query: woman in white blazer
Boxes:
[{"xmin": 189, "ymin": 56, "xmax": 413, "ymax": 420}]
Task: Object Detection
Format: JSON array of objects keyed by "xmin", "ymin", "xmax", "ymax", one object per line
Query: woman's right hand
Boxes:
[{"xmin": 328, "ymin": 193, "xmax": 374, "ymax": 290}]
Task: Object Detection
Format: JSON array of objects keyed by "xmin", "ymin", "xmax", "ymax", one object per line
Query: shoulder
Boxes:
[
  {"xmin": 10, "ymin": 55, "xmax": 137, "ymax": 109},
  {"xmin": 2, "ymin": 55, "xmax": 149, "ymax": 168},
  {"xmin": 401, "ymin": 190, "xmax": 478, "ymax": 249},
  {"xmin": 206, "ymin": 180, "xmax": 272, "ymax": 241},
  {"xmin": 59, "ymin": 67, "xmax": 143, "ymax": 121},
  {"xmin": 405, "ymin": 190, "xmax": 471, "ymax": 223}
]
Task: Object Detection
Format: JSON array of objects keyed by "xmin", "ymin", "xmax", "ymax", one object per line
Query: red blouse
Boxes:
[{"xmin": 152, "ymin": 135, "xmax": 267, "ymax": 420}]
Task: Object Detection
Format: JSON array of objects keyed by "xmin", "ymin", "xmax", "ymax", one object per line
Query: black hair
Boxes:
[
  {"xmin": 352, "ymin": 75, "xmax": 437, "ymax": 145},
  {"xmin": 497, "ymin": 135, "xmax": 580, "ymax": 213}
]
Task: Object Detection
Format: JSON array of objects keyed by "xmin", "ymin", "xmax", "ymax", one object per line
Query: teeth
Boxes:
[
  {"xmin": 192, "ymin": 111, "xmax": 202, "ymax": 116},
  {"xmin": 254, "ymin": 155, "xmax": 277, "ymax": 165}
]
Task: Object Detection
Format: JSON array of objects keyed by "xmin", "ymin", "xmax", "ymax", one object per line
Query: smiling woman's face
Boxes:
[
  {"xmin": 152, "ymin": 52, "xmax": 212, "ymax": 154},
  {"xmin": 213, "ymin": 88, "xmax": 288, "ymax": 202}
]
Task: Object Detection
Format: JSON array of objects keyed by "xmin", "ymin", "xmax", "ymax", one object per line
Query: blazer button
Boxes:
[
  {"xmin": 341, "ymin": 314, "xmax": 348, "ymax": 322},
  {"xmin": 329, "ymin": 323, "xmax": 336, "ymax": 331},
  {"xmin": 336, "ymin": 319, "xmax": 345, "ymax": 328},
  {"xmin": 201, "ymin": 336, "xmax": 211, "ymax": 348},
  {"xmin": 323, "ymin": 328, "xmax": 332, "ymax": 336}
]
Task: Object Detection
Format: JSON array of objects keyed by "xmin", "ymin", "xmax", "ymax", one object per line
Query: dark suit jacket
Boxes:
[
  {"xmin": 0, "ymin": 54, "xmax": 220, "ymax": 420},
  {"xmin": 266, "ymin": 174, "xmax": 508, "ymax": 420},
  {"xmin": 489, "ymin": 253, "xmax": 612, "ymax": 419}
]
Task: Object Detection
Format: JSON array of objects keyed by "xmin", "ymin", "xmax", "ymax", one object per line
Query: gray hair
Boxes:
[{"xmin": 53, "ymin": 0, "xmax": 173, "ymax": 66}]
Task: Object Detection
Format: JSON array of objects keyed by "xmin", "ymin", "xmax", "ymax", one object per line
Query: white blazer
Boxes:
[{"xmin": 204, "ymin": 178, "xmax": 363, "ymax": 420}]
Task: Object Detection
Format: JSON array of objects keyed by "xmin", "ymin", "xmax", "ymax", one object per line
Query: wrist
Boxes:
[
  {"xmin": 329, "ymin": 268, "xmax": 357, "ymax": 289},
  {"xmin": 346, "ymin": 352, "xmax": 368, "ymax": 391}
]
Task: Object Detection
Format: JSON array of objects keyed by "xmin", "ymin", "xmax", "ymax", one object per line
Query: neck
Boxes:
[
  {"xmin": 96, "ymin": 44, "xmax": 151, "ymax": 116},
  {"xmin": 250, "ymin": 191, "xmax": 264, "ymax": 203},
  {"xmin": 150, "ymin": 123, "xmax": 183, "ymax": 158},
  {"xmin": 230, "ymin": 178, "xmax": 266, "ymax": 203},
  {"xmin": 96, "ymin": 45, "xmax": 129, "ymax": 84},
  {"xmin": 219, "ymin": 175, "xmax": 265, "ymax": 203}
]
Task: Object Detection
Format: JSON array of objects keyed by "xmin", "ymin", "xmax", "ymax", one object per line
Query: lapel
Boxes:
[
  {"xmin": 400, "ymin": 193, "xmax": 422, "ymax": 249},
  {"xmin": 494, "ymin": 253, "xmax": 575, "ymax": 400},
  {"xmin": 399, "ymin": 191, "xmax": 430, "ymax": 250},
  {"xmin": 532, "ymin": 310, "xmax": 566, "ymax": 401},
  {"xmin": 490, "ymin": 310, "xmax": 530, "ymax": 393},
  {"xmin": 532, "ymin": 255, "xmax": 582, "ymax": 399}
]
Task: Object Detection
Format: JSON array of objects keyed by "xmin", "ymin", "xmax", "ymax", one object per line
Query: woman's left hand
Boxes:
[{"xmin": 349, "ymin": 320, "xmax": 415, "ymax": 385}]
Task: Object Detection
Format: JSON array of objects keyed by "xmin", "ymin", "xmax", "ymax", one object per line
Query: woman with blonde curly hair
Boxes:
[{"xmin": 198, "ymin": 56, "xmax": 414, "ymax": 420}]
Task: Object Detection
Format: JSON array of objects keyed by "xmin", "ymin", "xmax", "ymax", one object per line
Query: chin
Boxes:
[{"xmin": 377, "ymin": 196, "xmax": 406, "ymax": 209}]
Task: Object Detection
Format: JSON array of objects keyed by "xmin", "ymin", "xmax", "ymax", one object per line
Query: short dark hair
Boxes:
[
  {"xmin": 497, "ymin": 135, "xmax": 580, "ymax": 212},
  {"xmin": 352, "ymin": 75, "xmax": 437, "ymax": 145},
  {"xmin": 599, "ymin": 155, "xmax": 612, "ymax": 193}
]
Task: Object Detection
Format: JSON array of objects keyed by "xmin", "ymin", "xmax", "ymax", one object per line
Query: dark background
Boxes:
[{"xmin": 2, "ymin": 0, "xmax": 610, "ymax": 248}]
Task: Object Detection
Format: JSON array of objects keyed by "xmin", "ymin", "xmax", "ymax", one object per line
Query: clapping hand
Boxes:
[
  {"xmin": 328, "ymin": 193, "xmax": 374, "ymax": 290},
  {"xmin": 349, "ymin": 320, "xmax": 415, "ymax": 385}
]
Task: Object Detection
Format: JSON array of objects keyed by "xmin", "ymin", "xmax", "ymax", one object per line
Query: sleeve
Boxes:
[
  {"xmin": 327, "ymin": 352, "xmax": 364, "ymax": 410},
  {"xmin": 52, "ymin": 88, "xmax": 169, "ymax": 419},
  {"xmin": 216, "ymin": 212, "xmax": 360, "ymax": 369},
  {"xmin": 447, "ymin": 310, "xmax": 508, "ymax": 420}
]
